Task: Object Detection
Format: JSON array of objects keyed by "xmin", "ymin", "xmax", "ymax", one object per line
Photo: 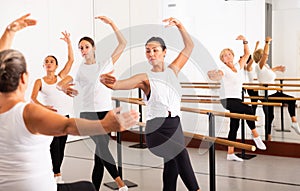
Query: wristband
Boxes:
[{"xmin": 243, "ymin": 41, "xmax": 248, "ymax": 44}]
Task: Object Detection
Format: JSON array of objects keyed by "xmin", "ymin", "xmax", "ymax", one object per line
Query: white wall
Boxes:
[
  {"xmin": 3, "ymin": 0, "xmax": 298, "ymax": 139},
  {"xmin": 0, "ymin": 0, "xmax": 94, "ymax": 102},
  {"xmin": 273, "ymin": 0, "xmax": 300, "ymax": 86}
]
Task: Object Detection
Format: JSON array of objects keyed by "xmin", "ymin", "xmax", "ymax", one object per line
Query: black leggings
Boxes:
[
  {"xmin": 50, "ymin": 115, "xmax": 69, "ymax": 174},
  {"xmin": 263, "ymin": 91, "xmax": 296, "ymax": 135},
  {"xmin": 80, "ymin": 111, "xmax": 119, "ymax": 191},
  {"xmin": 220, "ymin": 98, "xmax": 256, "ymax": 141},
  {"xmin": 145, "ymin": 116, "xmax": 199, "ymax": 191},
  {"xmin": 57, "ymin": 181, "xmax": 96, "ymax": 191}
]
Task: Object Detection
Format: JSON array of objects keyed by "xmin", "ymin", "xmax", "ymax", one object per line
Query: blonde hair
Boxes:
[
  {"xmin": 219, "ymin": 48, "xmax": 234, "ymax": 63},
  {"xmin": 253, "ymin": 49, "xmax": 264, "ymax": 63}
]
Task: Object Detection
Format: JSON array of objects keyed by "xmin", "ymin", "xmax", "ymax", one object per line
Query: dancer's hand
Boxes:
[{"xmin": 7, "ymin": 13, "xmax": 36, "ymax": 32}]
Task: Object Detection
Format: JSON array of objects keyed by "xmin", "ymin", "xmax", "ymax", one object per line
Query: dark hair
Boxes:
[
  {"xmin": 0, "ymin": 49, "xmax": 27, "ymax": 93},
  {"xmin": 78, "ymin": 36, "xmax": 95, "ymax": 47},
  {"xmin": 145, "ymin": 37, "xmax": 167, "ymax": 51},
  {"xmin": 46, "ymin": 55, "xmax": 58, "ymax": 65}
]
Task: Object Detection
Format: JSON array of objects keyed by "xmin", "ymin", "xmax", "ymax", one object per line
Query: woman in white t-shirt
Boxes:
[
  {"xmin": 253, "ymin": 36, "xmax": 300, "ymax": 141},
  {"xmin": 57, "ymin": 16, "xmax": 129, "ymax": 191},
  {"xmin": 207, "ymin": 35, "xmax": 266, "ymax": 162},
  {"xmin": 31, "ymin": 31, "xmax": 74, "ymax": 182},
  {"xmin": 100, "ymin": 17, "xmax": 201, "ymax": 191}
]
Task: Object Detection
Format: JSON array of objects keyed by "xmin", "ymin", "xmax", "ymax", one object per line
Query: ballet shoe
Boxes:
[
  {"xmin": 227, "ymin": 154, "xmax": 243, "ymax": 162},
  {"xmin": 119, "ymin": 185, "xmax": 128, "ymax": 191},
  {"xmin": 253, "ymin": 136, "xmax": 266, "ymax": 150}
]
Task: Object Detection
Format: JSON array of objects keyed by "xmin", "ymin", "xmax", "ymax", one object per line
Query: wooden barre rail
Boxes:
[
  {"xmin": 181, "ymin": 85, "xmax": 220, "ymax": 89},
  {"xmin": 253, "ymin": 78, "xmax": 300, "ymax": 81},
  {"xmin": 245, "ymin": 96, "xmax": 300, "ymax": 101},
  {"xmin": 181, "ymin": 98, "xmax": 282, "ymax": 106},
  {"xmin": 181, "ymin": 85, "xmax": 300, "ymax": 92},
  {"xmin": 243, "ymin": 83, "xmax": 300, "ymax": 87},
  {"xmin": 112, "ymin": 97, "xmax": 259, "ymax": 121},
  {"xmin": 184, "ymin": 132, "xmax": 256, "ymax": 152},
  {"xmin": 181, "ymin": 98, "xmax": 221, "ymax": 104},
  {"xmin": 182, "ymin": 94, "xmax": 220, "ymax": 98},
  {"xmin": 180, "ymin": 107, "xmax": 259, "ymax": 121},
  {"xmin": 180, "ymin": 82, "xmax": 220, "ymax": 85},
  {"xmin": 243, "ymin": 86, "xmax": 283, "ymax": 91},
  {"xmin": 136, "ymin": 122, "xmax": 256, "ymax": 151},
  {"xmin": 242, "ymin": 102, "xmax": 282, "ymax": 106}
]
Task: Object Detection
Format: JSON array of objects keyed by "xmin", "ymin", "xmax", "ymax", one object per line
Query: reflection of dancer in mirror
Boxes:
[
  {"xmin": 30, "ymin": 31, "xmax": 74, "ymax": 183},
  {"xmin": 101, "ymin": 17, "xmax": 201, "ymax": 191},
  {"xmin": 244, "ymin": 41, "xmax": 260, "ymax": 115},
  {"xmin": 0, "ymin": 14, "xmax": 139, "ymax": 191},
  {"xmin": 252, "ymin": 36, "xmax": 300, "ymax": 140},
  {"xmin": 57, "ymin": 16, "xmax": 128, "ymax": 191},
  {"xmin": 207, "ymin": 35, "xmax": 266, "ymax": 162}
]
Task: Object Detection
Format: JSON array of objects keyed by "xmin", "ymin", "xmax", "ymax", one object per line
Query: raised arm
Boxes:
[
  {"xmin": 258, "ymin": 36, "xmax": 272, "ymax": 69},
  {"xmin": 0, "ymin": 13, "xmax": 36, "ymax": 51},
  {"xmin": 95, "ymin": 16, "xmax": 127, "ymax": 64},
  {"xmin": 246, "ymin": 41, "xmax": 260, "ymax": 72},
  {"xmin": 164, "ymin": 17, "xmax": 194, "ymax": 76},
  {"xmin": 236, "ymin": 35, "xmax": 250, "ymax": 69},
  {"xmin": 57, "ymin": 31, "xmax": 74, "ymax": 78},
  {"xmin": 24, "ymin": 103, "xmax": 139, "ymax": 136}
]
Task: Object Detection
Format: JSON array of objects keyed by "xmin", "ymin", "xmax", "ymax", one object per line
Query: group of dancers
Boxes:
[{"xmin": 0, "ymin": 13, "xmax": 299, "ymax": 191}]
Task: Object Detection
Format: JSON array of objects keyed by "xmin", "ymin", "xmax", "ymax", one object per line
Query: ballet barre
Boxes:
[
  {"xmin": 136, "ymin": 122, "xmax": 256, "ymax": 152},
  {"xmin": 181, "ymin": 97, "xmax": 282, "ymax": 107},
  {"xmin": 243, "ymin": 83, "xmax": 300, "ymax": 87},
  {"xmin": 244, "ymin": 96, "xmax": 300, "ymax": 101},
  {"xmin": 243, "ymin": 83, "xmax": 300, "ymax": 134},
  {"xmin": 253, "ymin": 77, "xmax": 300, "ymax": 82},
  {"xmin": 112, "ymin": 96, "xmax": 257, "ymax": 191}
]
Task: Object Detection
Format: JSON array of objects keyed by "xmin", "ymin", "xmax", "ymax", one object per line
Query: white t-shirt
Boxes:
[
  {"xmin": 0, "ymin": 102, "xmax": 56, "ymax": 191},
  {"xmin": 144, "ymin": 68, "xmax": 182, "ymax": 120},
  {"xmin": 74, "ymin": 58, "xmax": 114, "ymax": 112},
  {"xmin": 219, "ymin": 63, "xmax": 244, "ymax": 99},
  {"xmin": 255, "ymin": 64, "xmax": 277, "ymax": 96},
  {"xmin": 40, "ymin": 76, "xmax": 72, "ymax": 115}
]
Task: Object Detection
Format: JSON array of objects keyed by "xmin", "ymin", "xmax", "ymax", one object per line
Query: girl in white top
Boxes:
[
  {"xmin": 207, "ymin": 35, "xmax": 266, "ymax": 162},
  {"xmin": 253, "ymin": 36, "xmax": 300, "ymax": 140},
  {"xmin": 0, "ymin": 22, "xmax": 138, "ymax": 191},
  {"xmin": 57, "ymin": 16, "xmax": 129, "ymax": 191},
  {"xmin": 101, "ymin": 17, "xmax": 201, "ymax": 191},
  {"xmin": 30, "ymin": 31, "xmax": 74, "ymax": 182}
]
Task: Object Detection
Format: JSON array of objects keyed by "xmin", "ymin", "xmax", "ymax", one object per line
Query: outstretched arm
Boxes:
[
  {"xmin": 272, "ymin": 65, "xmax": 286, "ymax": 72},
  {"xmin": 236, "ymin": 35, "xmax": 250, "ymax": 69},
  {"xmin": 56, "ymin": 75, "xmax": 78, "ymax": 97},
  {"xmin": 100, "ymin": 72, "xmax": 149, "ymax": 94},
  {"xmin": 57, "ymin": 31, "xmax": 74, "ymax": 78},
  {"xmin": 24, "ymin": 104, "xmax": 139, "ymax": 136},
  {"xmin": 0, "ymin": 13, "xmax": 36, "ymax": 51},
  {"xmin": 95, "ymin": 16, "xmax": 127, "ymax": 64},
  {"xmin": 258, "ymin": 36, "xmax": 272, "ymax": 69},
  {"xmin": 164, "ymin": 17, "xmax": 194, "ymax": 76}
]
